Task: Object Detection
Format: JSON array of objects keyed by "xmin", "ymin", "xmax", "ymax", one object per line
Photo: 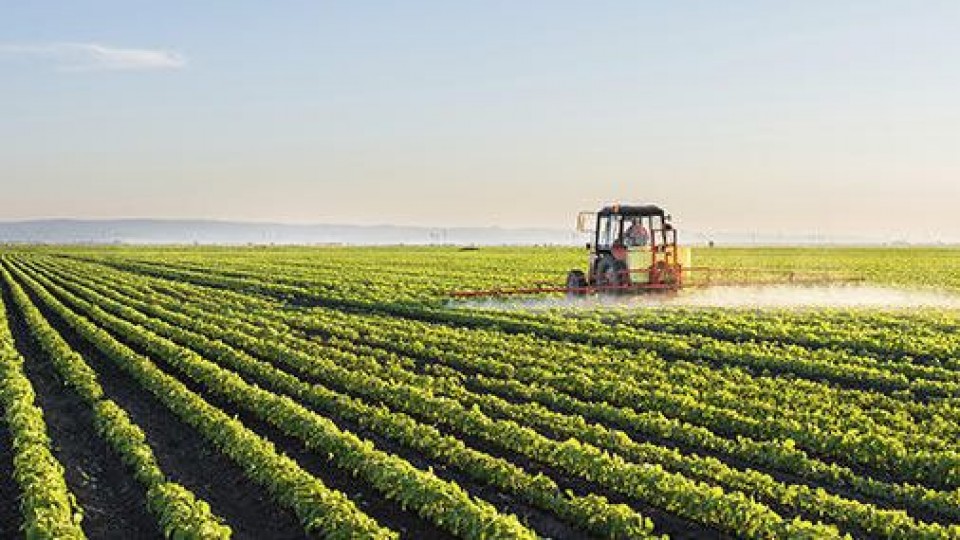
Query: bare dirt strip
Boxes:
[
  {"xmin": 1, "ymin": 280, "xmax": 160, "ymax": 539},
  {"xmin": 9, "ymin": 273, "xmax": 311, "ymax": 540}
]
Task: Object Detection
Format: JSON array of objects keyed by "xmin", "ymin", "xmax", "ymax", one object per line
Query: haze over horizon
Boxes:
[{"xmin": 3, "ymin": 2, "xmax": 959, "ymax": 243}]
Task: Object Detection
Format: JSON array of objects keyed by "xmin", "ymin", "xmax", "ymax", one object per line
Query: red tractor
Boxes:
[{"xmin": 566, "ymin": 204, "xmax": 687, "ymax": 295}]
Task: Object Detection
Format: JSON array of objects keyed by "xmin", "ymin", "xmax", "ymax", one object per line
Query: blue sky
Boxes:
[{"xmin": 3, "ymin": 1, "xmax": 959, "ymax": 241}]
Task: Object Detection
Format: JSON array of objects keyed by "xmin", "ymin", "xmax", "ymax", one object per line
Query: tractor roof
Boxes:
[{"xmin": 597, "ymin": 204, "xmax": 665, "ymax": 217}]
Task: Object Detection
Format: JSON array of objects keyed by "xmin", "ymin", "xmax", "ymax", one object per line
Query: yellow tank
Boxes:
[
  {"xmin": 627, "ymin": 245, "xmax": 691, "ymax": 284},
  {"xmin": 677, "ymin": 246, "xmax": 692, "ymax": 284},
  {"xmin": 627, "ymin": 246, "xmax": 693, "ymax": 283},
  {"xmin": 627, "ymin": 247, "xmax": 651, "ymax": 283}
]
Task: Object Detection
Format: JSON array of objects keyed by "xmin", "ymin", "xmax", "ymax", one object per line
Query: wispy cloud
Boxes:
[{"xmin": 0, "ymin": 42, "xmax": 186, "ymax": 72}]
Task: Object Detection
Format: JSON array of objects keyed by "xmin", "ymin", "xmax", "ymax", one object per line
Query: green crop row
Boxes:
[
  {"xmin": 34, "ymin": 260, "xmax": 663, "ymax": 540},
  {"xmin": 135, "ymin": 258, "xmax": 956, "ymax": 492},
  {"xmin": 14, "ymin": 247, "xmax": 960, "ymax": 539},
  {"xmin": 111, "ymin": 272, "xmax": 958, "ymax": 538},
  {"xmin": 0, "ymin": 263, "xmax": 232, "ymax": 539},
  {"xmin": 2, "ymin": 260, "xmax": 395, "ymax": 540},
  {"xmin": 69, "ymin": 251, "xmax": 960, "ymax": 469},
  {"xmin": 0, "ymin": 268, "xmax": 84, "ymax": 539},
  {"xmin": 22, "ymin": 259, "xmax": 855, "ymax": 540},
  {"xmin": 9, "ymin": 260, "xmax": 539, "ymax": 540},
  {"xmin": 33, "ymin": 254, "xmax": 960, "ymax": 532},
  {"xmin": 572, "ymin": 307, "xmax": 960, "ymax": 371},
  {"xmin": 34, "ymin": 254, "xmax": 960, "ymax": 526}
]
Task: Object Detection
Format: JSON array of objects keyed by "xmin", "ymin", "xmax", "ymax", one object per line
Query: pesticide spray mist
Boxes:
[{"xmin": 452, "ymin": 284, "xmax": 960, "ymax": 311}]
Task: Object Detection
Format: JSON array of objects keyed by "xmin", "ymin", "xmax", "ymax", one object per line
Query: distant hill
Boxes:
[
  {"xmin": 0, "ymin": 219, "xmax": 580, "ymax": 245},
  {"xmin": 0, "ymin": 219, "xmax": 904, "ymax": 246}
]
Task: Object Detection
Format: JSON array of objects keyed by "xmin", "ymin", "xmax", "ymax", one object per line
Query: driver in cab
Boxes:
[{"xmin": 623, "ymin": 218, "xmax": 649, "ymax": 247}]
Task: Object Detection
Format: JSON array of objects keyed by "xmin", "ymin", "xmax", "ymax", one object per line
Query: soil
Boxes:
[
  {"xmin": 1, "ymin": 278, "xmax": 160, "ymax": 539},
  {"xmin": 36, "ymin": 282, "xmax": 453, "ymax": 540},
  {"xmin": 129, "ymin": 347, "xmax": 452, "ymax": 538},
  {"xmin": 202, "ymin": 325, "xmax": 720, "ymax": 539},
  {"xmin": 426, "ymin": 409, "xmax": 727, "ymax": 540},
  {"xmin": 309, "ymin": 319, "xmax": 943, "ymax": 530},
  {"xmin": 8, "ymin": 271, "xmax": 310, "ymax": 540},
  {"xmin": 25, "ymin": 260, "xmax": 591, "ymax": 538},
  {"xmin": 46, "ymin": 258, "xmax": 941, "ymax": 535},
  {"xmin": 306, "ymin": 308, "xmax": 951, "ymax": 524},
  {"xmin": 0, "ymin": 422, "xmax": 22, "ymax": 537},
  {"xmin": 296, "ymin": 333, "xmax": 892, "ymax": 537},
  {"xmin": 54, "ymin": 263, "xmax": 944, "ymax": 496}
]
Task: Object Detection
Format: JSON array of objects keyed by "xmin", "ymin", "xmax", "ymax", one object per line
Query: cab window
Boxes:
[{"xmin": 596, "ymin": 214, "xmax": 624, "ymax": 248}]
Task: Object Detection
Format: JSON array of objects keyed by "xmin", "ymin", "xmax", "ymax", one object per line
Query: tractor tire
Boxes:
[
  {"xmin": 565, "ymin": 270, "xmax": 587, "ymax": 298},
  {"xmin": 596, "ymin": 255, "xmax": 629, "ymax": 291}
]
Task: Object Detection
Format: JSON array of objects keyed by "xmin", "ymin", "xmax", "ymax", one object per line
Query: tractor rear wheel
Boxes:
[
  {"xmin": 596, "ymin": 255, "xmax": 629, "ymax": 291},
  {"xmin": 565, "ymin": 270, "xmax": 587, "ymax": 298}
]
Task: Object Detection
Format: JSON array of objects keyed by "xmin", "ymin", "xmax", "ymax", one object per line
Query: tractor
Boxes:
[
  {"xmin": 449, "ymin": 203, "xmax": 860, "ymax": 299},
  {"xmin": 565, "ymin": 204, "xmax": 688, "ymax": 295}
]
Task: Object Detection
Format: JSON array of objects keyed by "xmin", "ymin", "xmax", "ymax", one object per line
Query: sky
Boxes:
[{"xmin": 2, "ymin": 1, "xmax": 959, "ymax": 242}]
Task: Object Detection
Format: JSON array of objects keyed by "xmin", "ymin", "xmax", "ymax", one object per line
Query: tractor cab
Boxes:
[{"xmin": 569, "ymin": 204, "xmax": 689, "ymax": 292}]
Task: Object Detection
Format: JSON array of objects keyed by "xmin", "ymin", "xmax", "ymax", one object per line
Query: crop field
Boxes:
[{"xmin": 2, "ymin": 245, "xmax": 960, "ymax": 539}]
